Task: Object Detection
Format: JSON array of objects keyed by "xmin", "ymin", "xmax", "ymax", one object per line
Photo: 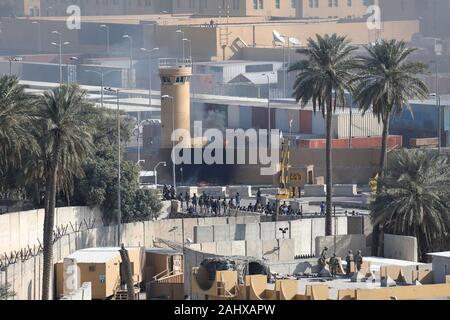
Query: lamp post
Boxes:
[
  {"xmin": 140, "ymin": 47, "xmax": 159, "ymax": 107},
  {"xmin": 176, "ymin": 30, "xmax": 185, "ymax": 61},
  {"xmin": 262, "ymin": 73, "xmax": 272, "ymax": 146},
  {"xmin": 154, "ymin": 161, "xmax": 167, "ymax": 187},
  {"xmin": 122, "ymin": 34, "xmax": 133, "ymax": 88},
  {"xmin": 100, "ymin": 24, "xmax": 110, "ymax": 54},
  {"xmin": 434, "ymin": 40, "xmax": 443, "ymax": 152},
  {"xmin": 104, "ymin": 87, "xmax": 121, "ymax": 246},
  {"xmin": 32, "ymin": 21, "xmax": 41, "ymax": 53},
  {"xmin": 162, "ymin": 95, "xmax": 176, "ymax": 191},
  {"xmin": 182, "ymin": 38, "xmax": 192, "ymax": 61},
  {"xmin": 51, "ymin": 31, "xmax": 70, "ymax": 85},
  {"xmin": 84, "ymin": 69, "xmax": 119, "ymax": 109},
  {"xmin": 8, "ymin": 56, "xmax": 23, "ymax": 76}
]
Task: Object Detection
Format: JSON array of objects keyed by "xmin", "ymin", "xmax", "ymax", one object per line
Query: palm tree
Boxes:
[
  {"xmin": 371, "ymin": 149, "xmax": 450, "ymax": 261},
  {"xmin": 35, "ymin": 84, "xmax": 94, "ymax": 300},
  {"xmin": 354, "ymin": 39, "xmax": 429, "ymax": 183},
  {"xmin": 0, "ymin": 75, "xmax": 35, "ymax": 173},
  {"xmin": 289, "ymin": 34, "xmax": 358, "ymax": 235}
]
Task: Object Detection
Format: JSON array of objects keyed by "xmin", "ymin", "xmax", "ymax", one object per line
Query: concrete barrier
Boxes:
[
  {"xmin": 227, "ymin": 186, "xmax": 252, "ymax": 197},
  {"xmin": 177, "ymin": 186, "xmax": 198, "ymax": 197},
  {"xmin": 194, "ymin": 226, "xmax": 214, "ymax": 243},
  {"xmin": 315, "ymin": 234, "xmax": 368, "ymax": 258},
  {"xmin": 304, "ymin": 185, "xmax": 326, "ymax": 197},
  {"xmin": 333, "ymin": 184, "xmax": 357, "ymax": 197},
  {"xmin": 259, "ymin": 188, "xmax": 280, "ymax": 196},
  {"xmin": 197, "ymin": 186, "xmax": 227, "ymax": 197},
  {"xmin": 384, "ymin": 234, "xmax": 418, "ymax": 262}
]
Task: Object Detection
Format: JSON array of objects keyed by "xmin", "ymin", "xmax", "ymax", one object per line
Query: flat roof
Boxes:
[
  {"xmin": 63, "ymin": 247, "xmax": 140, "ymax": 263},
  {"xmin": 427, "ymin": 251, "xmax": 450, "ymax": 258}
]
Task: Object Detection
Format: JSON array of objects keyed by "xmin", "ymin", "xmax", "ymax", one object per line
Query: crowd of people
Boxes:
[{"xmin": 163, "ymin": 185, "xmax": 361, "ymax": 217}]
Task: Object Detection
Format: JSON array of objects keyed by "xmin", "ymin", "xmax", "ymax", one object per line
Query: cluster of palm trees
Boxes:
[
  {"xmin": 0, "ymin": 77, "xmax": 95, "ymax": 299},
  {"xmin": 289, "ymin": 35, "xmax": 434, "ymax": 247}
]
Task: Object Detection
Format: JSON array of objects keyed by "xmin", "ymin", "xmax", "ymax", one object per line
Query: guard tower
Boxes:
[{"xmin": 159, "ymin": 58, "xmax": 192, "ymax": 148}]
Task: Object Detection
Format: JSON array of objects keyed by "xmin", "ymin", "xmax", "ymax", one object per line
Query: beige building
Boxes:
[
  {"xmin": 35, "ymin": 0, "xmax": 373, "ymax": 18},
  {"xmin": 0, "ymin": 0, "xmax": 40, "ymax": 16}
]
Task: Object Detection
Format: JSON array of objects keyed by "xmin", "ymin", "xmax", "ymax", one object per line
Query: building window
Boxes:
[
  {"xmin": 89, "ymin": 265, "xmax": 96, "ymax": 272},
  {"xmin": 259, "ymin": 0, "xmax": 264, "ymax": 9},
  {"xmin": 253, "ymin": 0, "xmax": 258, "ymax": 9},
  {"xmin": 276, "ymin": 0, "xmax": 280, "ymax": 9}
]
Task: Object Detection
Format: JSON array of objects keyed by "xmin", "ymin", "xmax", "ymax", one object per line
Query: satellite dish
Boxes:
[
  {"xmin": 289, "ymin": 37, "xmax": 301, "ymax": 47},
  {"xmin": 273, "ymin": 30, "xmax": 286, "ymax": 45}
]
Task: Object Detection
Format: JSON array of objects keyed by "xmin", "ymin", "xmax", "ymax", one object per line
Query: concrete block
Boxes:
[
  {"xmin": 288, "ymin": 200, "xmax": 309, "ymax": 212},
  {"xmin": 197, "ymin": 186, "xmax": 226, "ymax": 197},
  {"xmin": 177, "ymin": 186, "xmax": 198, "ymax": 198},
  {"xmin": 304, "ymin": 185, "xmax": 326, "ymax": 197},
  {"xmin": 227, "ymin": 186, "xmax": 252, "ymax": 197},
  {"xmin": 262, "ymin": 240, "xmax": 280, "ymax": 261},
  {"xmin": 121, "ymin": 222, "xmax": 145, "ymax": 246},
  {"xmin": 347, "ymin": 216, "xmax": 364, "ymax": 235},
  {"xmin": 333, "ymin": 184, "xmax": 357, "ymax": 197},
  {"xmin": 213, "ymin": 225, "xmax": 230, "ymax": 242},
  {"xmin": 312, "ymin": 217, "xmax": 326, "ymax": 241},
  {"xmin": 260, "ymin": 222, "xmax": 276, "ymax": 240},
  {"xmin": 275, "ymin": 221, "xmax": 290, "ymax": 239},
  {"xmin": 384, "ymin": 234, "xmax": 418, "ymax": 262},
  {"xmin": 289, "ymin": 220, "xmax": 312, "ymax": 256},
  {"xmin": 200, "ymin": 242, "xmax": 217, "ymax": 254},
  {"xmin": 315, "ymin": 234, "xmax": 366, "ymax": 258},
  {"xmin": 182, "ymin": 218, "xmax": 198, "ymax": 243},
  {"xmin": 243, "ymin": 223, "xmax": 260, "ymax": 241},
  {"xmin": 229, "ymin": 224, "xmax": 246, "ymax": 241},
  {"xmin": 216, "ymin": 241, "xmax": 232, "ymax": 256},
  {"xmin": 231, "ymin": 241, "xmax": 246, "ymax": 256},
  {"xmin": 243, "ymin": 216, "xmax": 260, "ymax": 224},
  {"xmin": 194, "ymin": 226, "xmax": 214, "ymax": 243},
  {"xmin": 278, "ymin": 239, "xmax": 295, "ymax": 261},
  {"xmin": 259, "ymin": 188, "xmax": 280, "ymax": 196},
  {"xmin": 246, "ymin": 240, "xmax": 263, "ymax": 259}
]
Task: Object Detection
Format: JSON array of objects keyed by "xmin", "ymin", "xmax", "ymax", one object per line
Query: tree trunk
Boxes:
[
  {"xmin": 325, "ymin": 104, "xmax": 333, "ymax": 236},
  {"xmin": 373, "ymin": 115, "xmax": 390, "ymax": 256},
  {"xmin": 378, "ymin": 116, "xmax": 390, "ymax": 183},
  {"xmin": 119, "ymin": 244, "xmax": 136, "ymax": 300},
  {"xmin": 41, "ymin": 144, "xmax": 60, "ymax": 300}
]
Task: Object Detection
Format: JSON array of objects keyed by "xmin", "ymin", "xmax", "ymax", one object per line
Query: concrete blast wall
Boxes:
[
  {"xmin": 0, "ymin": 207, "xmax": 262, "ymax": 300},
  {"xmin": 384, "ymin": 234, "xmax": 418, "ymax": 262},
  {"xmin": 193, "ymin": 216, "xmax": 348, "ymax": 256}
]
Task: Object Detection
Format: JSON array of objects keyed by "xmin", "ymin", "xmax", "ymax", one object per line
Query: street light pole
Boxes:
[
  {"xmin": 51, "ymin": 31, "xmax": 70, "ymax": 85},
  {"xmin": 176, "ymin": 30, "xmax": 185, "ymax": 61},
  {"xmin": 140, "ymin": 47, "xmax": 159, "ymax": 107},
  {"xmin": 100, "ymin": 24, "xmax": 110, "ymax": 54},
  {"xmin": 123, "ymin": 35, "xmax": 133, "ymax": 88},
  {"xmin": 435, "ymin": 39, "xmax": 442, "ymax": 152},
  {"xmin": 162, "ymin": 95, "xmax": 176, "ymax": 191},
  {"xmin": 154, "ymin": 161, "xmax": 167, "ymax": 187},
  {"xmin": 182, "ymin": 38, "xmax": 192, "ymax": 61},
  {"xmin": 85, "ymin": 70, "xmax": 119, "ymax": 108},
  {"xmin": 32, "ymin": 21, "xmax": 41, "ymax": 53},
  {"xmin": 105, "ymin": 87, "xmax": 121, "ymax": 246},
  {"xmin": 263, "ymin": 73, "xmax": 272, "ymax": 146}
]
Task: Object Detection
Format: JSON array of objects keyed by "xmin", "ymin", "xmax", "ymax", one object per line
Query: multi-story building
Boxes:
[
  {"xmin": 298, "ymin": 0, "xmax": 377, "ymax": 19},
  {"xmin": 35, "ymin": 0, "xmax": 374, "ymax": 18},
  {"xmin": 0, "ymin": 0, "xmax": 40, "ymax": 16}
]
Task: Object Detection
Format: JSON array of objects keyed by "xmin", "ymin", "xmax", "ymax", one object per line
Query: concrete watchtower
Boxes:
[{"xmin": 159, "ymin": 58, "xmax": 192, "ymax": 148}]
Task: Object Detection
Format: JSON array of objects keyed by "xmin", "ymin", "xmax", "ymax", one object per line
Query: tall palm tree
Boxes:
[
  {"xmin": 289, "ymin": 34, "xmax": 358, "ymax": 235},
  {"xmin": 371, "ymin": 149, "xmax": 450, "ymax": 261},
  {"xmin": 35, "ymin": 84, "xmax": 94, "ymax": 300},
  {"xmin": 354, "ymin": 39, "xmax": 429, "ymax": 182},
  {"xmin": 0, "ymin": 75, "xmax": 35, "ymax": 172}
]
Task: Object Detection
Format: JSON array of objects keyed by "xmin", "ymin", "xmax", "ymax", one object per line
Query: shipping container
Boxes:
[{"xmin": 334, "ymin": 111, "xmax": 383, "ymax": 139}]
